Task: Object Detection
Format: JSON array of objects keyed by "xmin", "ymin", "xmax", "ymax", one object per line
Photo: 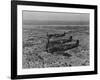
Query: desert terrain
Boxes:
[{"xmin": 22, "ymin": 25, "xmax": 89, "ymax": 68}]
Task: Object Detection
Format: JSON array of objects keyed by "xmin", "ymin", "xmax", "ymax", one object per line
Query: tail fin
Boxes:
[
  {"xmin": 64, "ymin": 31, "xmax": 66, "ymax": 35},
  {"xmin": 76, "ymin": 40, "xmax": 79, "ymax": 46},
  {"xmin": 69, "ymin": 36, "xmax": 72, "ymax": 41}
]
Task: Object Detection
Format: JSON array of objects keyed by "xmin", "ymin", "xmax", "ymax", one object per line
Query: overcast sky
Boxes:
[{"xmin": 23, "ymin": 11, "xmax": 89, "ymax": 25}]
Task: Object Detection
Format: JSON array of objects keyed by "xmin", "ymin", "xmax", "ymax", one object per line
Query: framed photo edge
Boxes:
[{"xmin": 11, "ymin": 0, "xmax": 98, "ymax": 79}]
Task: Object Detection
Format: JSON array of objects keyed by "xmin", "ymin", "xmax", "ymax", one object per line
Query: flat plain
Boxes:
[{"xmin": 22, "ymin": 25, "xmax": 89, "ymax": 68}]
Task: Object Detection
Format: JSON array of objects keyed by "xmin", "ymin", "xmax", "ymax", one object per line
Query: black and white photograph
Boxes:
[
  {"xmin": 22, "ymin": 11, "xmax": 90, "ymax": 68},
  {"xmin": 11, "ymin": 1, "xmax": 97, "ymax": 79}
]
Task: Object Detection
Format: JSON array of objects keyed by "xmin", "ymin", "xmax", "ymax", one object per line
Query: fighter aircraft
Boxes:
[
  {"xmin": 47, "ymin": 32, "xmax": 67, "ymax": 38},
  {"xmin": 47, "ymin": 40, "xmax": 79, "ymax": 53},
  {"xmin": 47, "ymin": 36, "xmax": 73, "ymax": 47}
]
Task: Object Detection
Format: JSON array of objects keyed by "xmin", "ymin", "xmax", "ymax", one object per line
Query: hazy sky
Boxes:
[{"xmin": 23, "ymin": 11, "xmax": 89, "ymax": 25}]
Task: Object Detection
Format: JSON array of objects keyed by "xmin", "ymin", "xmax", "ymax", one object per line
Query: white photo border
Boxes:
[{"xmin": 17, "ymin": 5, "xmax": 95, "ymax": 75}]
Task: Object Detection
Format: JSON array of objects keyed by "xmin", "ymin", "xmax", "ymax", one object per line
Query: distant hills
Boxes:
[
  {"xmin": 23, "ymin": 20, "xmax": 89, "ymax": 25},
  {"xmin": 23, "ymin": 24, "xmax": 89, "ymax": 32}
]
